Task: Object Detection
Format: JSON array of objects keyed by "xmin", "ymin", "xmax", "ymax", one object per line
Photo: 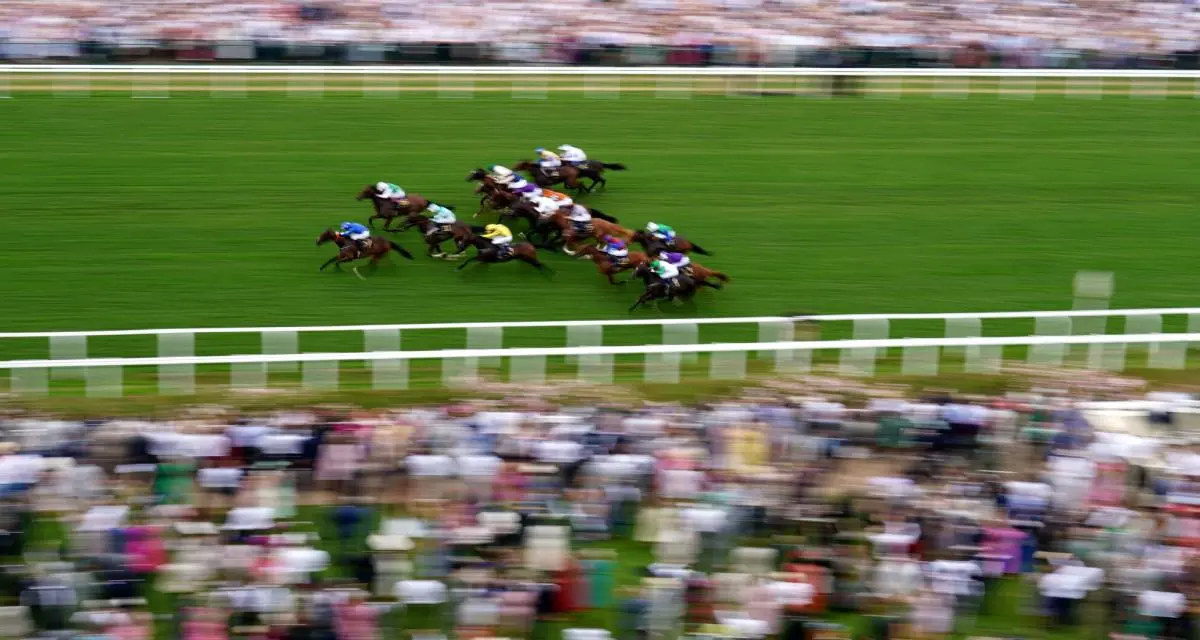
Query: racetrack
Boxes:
[{"xmin": 2, "ymin": 93, "xmax": 1199, "ymax": 360}]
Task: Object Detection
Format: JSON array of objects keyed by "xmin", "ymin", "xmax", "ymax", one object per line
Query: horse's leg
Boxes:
[
  {"xmin": 368, "ymin": 215, "xmax": 378, "ymax": 229},
  {"xmin": 455, "ymin": 256, "xmax": 478, "ymax": 271},
  {"xmin": 629, "ymin": 292, "xmax": 653, "ymax": 313},
  {"xmin": 319, "ymin": 256, "xmax": 339, "ymax": 271}
]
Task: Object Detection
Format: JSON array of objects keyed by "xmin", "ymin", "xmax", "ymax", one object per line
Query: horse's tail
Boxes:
[
  {"xmin": 589, "ymin": 208, "xmax": 619, "ymax": 223},
  {"xmin": 688, "ymin": 242, "xmax": 712, "ymax": 256},
  {"xmin": 711, "ymin": 271, "xmax": 730, "ymax": 283},
  {"xmin": 600, "ymin": 162, "xmax": 627, "ymax": 171},
  {"xmin": 388, "ymin": 240, "xmax": 414, "ymax": 260}
]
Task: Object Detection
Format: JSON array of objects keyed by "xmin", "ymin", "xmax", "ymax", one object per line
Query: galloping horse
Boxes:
[
  {"xmin": 454, "ymin": 231, "xmax": 550, "ymax": 273},
  {"xmin": 400, "ymin": 212, "xmax": 476, "ymax": 259},
  {"xmin": 577, "ymin": 245, "xmax": 650, "ymax": 285},
  {"xmin": 632, "ymin": 230, "xmax": 712, "ymax": 256},
  {"xmin": 511, "ymin": 159, "xmax": 626, "ymax": 193},
  {"xmin": 465, "ymin": 169, "xmax": 519, "ymax": 216},
  {"xmin": 316, "ymin": 228, "xmax": 414, "ymax": 279},
  {"xmin": 355, "ymin": 185, "xmax": 431, "ymax": 232},
  {"xmin": 679, "ymin": 261, "xmax": 730, "ymax": 290},
  {"xmin": 545, "ymin": 211, "xmax": 635, "ymax": 256},
  {"xmin": 628, "ymin": 263, "xmax": 696, "ymax": 312}
]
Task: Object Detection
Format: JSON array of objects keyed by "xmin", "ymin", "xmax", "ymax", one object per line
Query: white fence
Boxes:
[
  {"xmin": 4, "ymin": 307, "xmax": 1199, "ymax": 367},
  {"xmin": 3, "ymin": 319, "xmax": 1200, "ymax": 397},
  {"xmin": 4, "ymin": 65, "xmax": 1200, "ymax": 98}
]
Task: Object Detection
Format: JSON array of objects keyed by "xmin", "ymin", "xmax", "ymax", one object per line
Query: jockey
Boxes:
[
  {"xmin": 427, "ymin": 203, "xmax": 456, "ymax": 232},
  {"xmin": 660, "ymin": 250, "xmax": 691, "ymax": 273},
  {"xmin": 541, "ymin": 188, "xmax": 574, "ymax": 211},
  {"xmin": 567, "ymin": 204, "xmax": 592, "ymax": 232},
  {"xmin": 645, "ymin": 222, "xmax": 677, "ymax": 244},
  {"xmin": 534, "ymin": 197, "xmax": 560, "ymax": 219},
  {"xmin": 489, "ymin": 165, "xmax": 539, "ymax": 198},
  {"xmin": 535, "ymin": 148, "xmax": 562, "ymax": 173},
  {"xmin": 558, "ymin": 144, "xmax": 587, "ymax": 166},
  {"xmin": 339, "ymin": 221, "xmax": 371, "ymax": 250},
  {"xmin": 375, "ymin": 181, "xmax": 405, "ymax": 201},
  {"xmin": 601, "ymin": 235, "xmax": 628, "ymax": 263},
  {"xmin": 649, "ymin": 258, "xmax": 681, "ymax": 289},
  {"xmin": 481, "ymin": 223, "xmax": 513, "ymax": 257}
]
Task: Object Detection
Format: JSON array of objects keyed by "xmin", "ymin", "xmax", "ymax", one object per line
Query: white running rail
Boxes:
[{"xmin": 2, "ymin": 328, "xmax": 1199, "ymax": 397}]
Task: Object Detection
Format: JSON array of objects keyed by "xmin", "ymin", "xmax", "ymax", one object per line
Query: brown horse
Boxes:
[
  {"xmin": 355, "ymin": 185, "xmax": 431, "ymax": 232},
  {"xmin": 680, "ymin": 261, "xmax": 730, "ymax": 290},
  {"xmin": 454, "ymin": 233, "xmax": 550, "ymax": 273},
  {"xmin": 316, "ymin": 228, "xmax": 414, "ymax": 279},
  {"xmin": 400, "ymin": 212, "xmax": 476, "ymax": 259},
  {"xmin": 577, "ymin": 245, "xmax": 650, "ymax": 285},
  {"xmin": 631, "ymin": 230, "xmax": 712, "ymax": 256},
  {"xmin": 512, "ymin": 160, "xmax": 591, "ymax": 194},
  {"xmin": 465, "ymin": 169, "xmax": 520, "ymax": 217},
  {"xmin": 546, "ymin": 212, "xmax": 634, "ymax": 256},
  {"xmin": 512, "ymin": 159, "xmax": 627, "ymax": 193}
]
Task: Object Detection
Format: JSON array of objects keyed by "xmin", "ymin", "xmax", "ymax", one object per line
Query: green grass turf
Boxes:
[{"xmin": 2, "ymin": 94, "xmax": 1200, "ymax": 363}]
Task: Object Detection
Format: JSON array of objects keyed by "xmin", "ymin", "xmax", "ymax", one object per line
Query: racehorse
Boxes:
[
  {"xmin": 628, "ymin": 263, "xmax": 696, "ymax": 312},
  {"xmin": 465, "ymin": 169, "xmax": 519, "ymax": 217},
  {"xmin": 511, "ymin": 159, "xmax": 626, "ymax": 193},
  {"xmin": 632, "ymin": 230, "xmax": 711, "ymax": 256},
  {"xmin": 400, "ymin": 212, "xmax": 476, "ymax": 259},
  {"xmin": 545, "ymin": 211, "xmax": 634, "ymax": 256},
  {"xmin": 576, "ymin": 245, "xmax": 650, "ymax": 285},
  {"xmin": 453, "ymin": 230, "xmax": 550, "ymax": 273},
  {"xmin": 316, "ymin": 228, "xmax": 414, "ymax": 279},
  {"xmin": 355, "ymin": 185, "xmax": 431, "ymax": 232}
]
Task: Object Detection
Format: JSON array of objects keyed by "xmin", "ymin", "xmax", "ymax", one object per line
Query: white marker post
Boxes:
[{"xmin": 157, "ymin": 332, "xmax": 195, "ymax": 395}]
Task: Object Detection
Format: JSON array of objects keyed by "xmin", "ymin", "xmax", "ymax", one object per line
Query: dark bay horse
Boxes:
[
  {"xmin": 454, "ymin": 232, "xmax": 550, "ymax": 273},
  {"xmin": 465, "ymin": 169, "xmax": 519, "ymax": 216},
  {"xmin": 355, "ymin": 185, "xmax": 431, "ymax": 232},
  {"xmin": 400, "ymin": 212, "xmax": 475, "ymax": 259},
  {"xmin": 512, "ymin": 159, "xmax": 626, "ymax": 193},
  {"xmin": 316, "ymin": 228, "xmax": 413, "ymax": 279},
  {"xmin": 632, "ymin": 230, "xmax": 711, "ymax": 256},
  {"xmin": 629, "ymin": 263, "xmax": 696, "ymax": 312}
]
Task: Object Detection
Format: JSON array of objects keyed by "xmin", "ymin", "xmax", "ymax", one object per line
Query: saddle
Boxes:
[
  {"xmin": 541, "ymin": 167, "xmax": 560, "ymax": 180},
  {"xmin": 496, "ymin": 245, "xmax": 514, "ymax": 260},
  {"xmin": 572, "ymin": 220, "xmax": 593, "ymax": 235}
]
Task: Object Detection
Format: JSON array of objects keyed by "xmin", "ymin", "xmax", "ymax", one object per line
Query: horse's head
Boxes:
[
  {"xmin": 356, "ymin": 184, "xmax": 378, "ymax": 201},
  {"xmin": 512, "ymin": 160, "xmax": 534, "ymax": 172},
  {"xmin": 317, "ymin": 228, "xmax": 338, "ymax": 245},
  {"xmin": 466, "ymin": 168, "xmax": 487, "ymax": 182}
]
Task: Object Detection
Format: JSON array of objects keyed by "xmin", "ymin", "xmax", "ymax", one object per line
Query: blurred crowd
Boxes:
[
  {"xmin": 1, "ymin": 0, "xmax": 1199, "ymax": 67},
  {"xmin": 0, "ymin": 387, "xmax": 1197, "ymax": 640}
]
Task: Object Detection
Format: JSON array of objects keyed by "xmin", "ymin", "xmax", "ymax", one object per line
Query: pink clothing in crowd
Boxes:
[
  {"xmin": 981, "ymin": 526, "xmax": 1027, "ymax": 575},
  {"xmin": 124, "ymin": 527, "xmax": 167, "ymax": 573},
  {"xmin": 335, "ymin": 602, "xmax": 379, "ymax": 640}
]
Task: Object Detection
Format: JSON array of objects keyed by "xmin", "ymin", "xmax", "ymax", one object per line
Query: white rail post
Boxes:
[
  {"xmin": 442, "ymin": 357, "xmax": 478, "ymax": 387},
  {"xmin": 157, "ymin": 332, "xmax": 195, "ymax": 395},
  {"xmin": 1126, "ymin": 314, "xmax": 1165, "ymax": 368},
  {"xmin": 663, "ymin": 323, "xmax": 699, "ymax": 364},
  {"xmin": 577, "ymin": 354, "xmax": 613, "ymax": 385},
  {"xmin": 1189, "ymin": 313, "xmax": 1200, "ymax": 359},
  {"xmin": 512, "ymin": 74, "xmax": 547, "ymax": 100},
  {"xmin": 756, "ymin": 320, "xmax": 792, "ymax": 359},
  {"xmin": 944, "ymin": 317, "xmax": 981, "ymax": 367},
  {"xmin": 467, "ymin": 326, "xmax": 503, "ymax": 369},
  {"xmin": 438, "ymin": 71, "xmax": 473, "ymax": 100},
  {"xmin": 1087, "ymin": 341, "xmax": 1127, "ymax": 371},
  {"xmin": 1068, "ymin": 77, "xmax": 1102, "ymax": 99},
  {"xmin": 709, "ymin": 350, "xmax": 747, "ymax": 381},
  {"xmin": 364, "ymin": 329, "xmax": 406, "ymax": 390},
  {"xmin": 1132, "ymin": 77, "xmax": 1166, "ymax": 99},
  {"xmin": 50, "ymin": 335, "xmax": 87, "ymax": 380},
  {"xmin": 868, "ymin": 75, "xmax": 901, "ymax": 99},
  {"xmin": 1001, "ymin": 76, "xmax": 1035, "ymax": 100},
  {"xmin": 210, "ymin": 71, "xmax": 246, "ymax": 97},
  {"xmin": 0, "ymin": 73, "xmax": 9, "ymax": 99},
  {"xmin": 302, "ymin": 359, "xmax": 338, "ymax": 391},
  {"xmin": 262, "ymin": 330, "xmax": 299, "ymax": 374},
  {"xmin": 10, "ymin": 367, "xmax": 47, "ymax": 396},
  {"xmin": 363, "ymin": 71, "xmax": 400, "ymax": 99},
  {"xmin": 657, "ymin": 74, "xmax": 691, "ymax": 99},
  {"xmin": 510, "ymin": 356, "xmax": 547, "ymax": 384},
  {"xmin": 1029, "ymin": 317, "xmax": 1071, "ymax": 366},
  {"xmin": 644, "ymin": 352, "xmax": 680, "ymax": 384},
  {"xmin": 133, "ymin": 73, "xmax": 169, "ymax": 99},
  {"xmin": 230, "ymin": 363, "xmax": 267, "ymax": 390},
  {"xmin": 85, "ymin": 366, "xmax": 122, "ymax": 398},
  {"xmin": 933, "ymin": 75, "xmax": 968, "ymax": 99},
  {"xmin": 54, "ymin": 73, "xmax": 89, "ymax": 97},
  {"xmin": 725, "ymin": 73, "xmax": 762, "ymax": 99},
  {"xmin": 840, "ymin": 319, "xmax": 887, "ymax": 376},
  {"xmin": 584, "ymin": 74, "xmax": 619, "ymax": 100},
  {"xmin": 288, "ymin": 72, "xmax": 323, "ymax": 98},
  {"xmin": 566, "ymin": 325, "xmax": 603, "ymax": 365},
  {"xmin": 902, "ymin": 345, "xmax": 939, "ymax": 376}
]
